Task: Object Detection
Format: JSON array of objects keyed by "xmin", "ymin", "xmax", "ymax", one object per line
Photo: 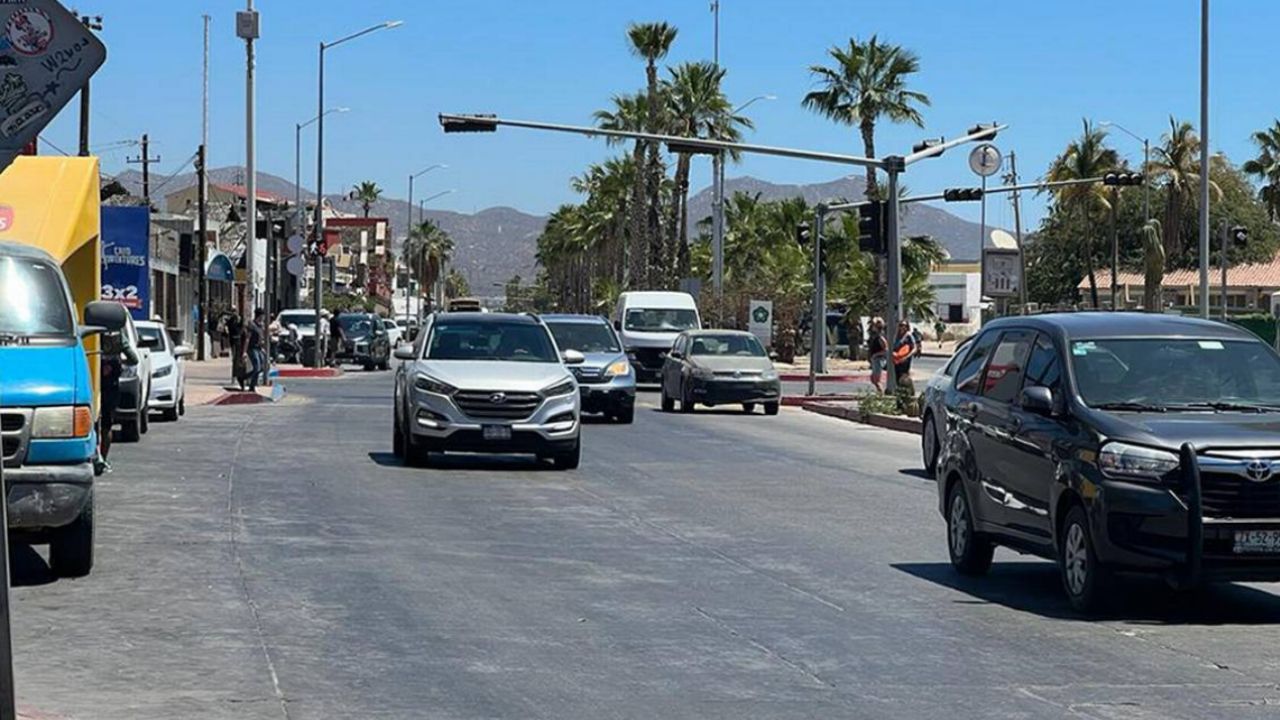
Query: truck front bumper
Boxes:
[{"xmin": 4, "ymin": 462, "xmax": 93, "ymax": 530}]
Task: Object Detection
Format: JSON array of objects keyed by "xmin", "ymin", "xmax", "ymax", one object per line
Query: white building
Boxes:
[{"xmin": 929, "ymin": 271, "xmax": 982, "ymax": 326}]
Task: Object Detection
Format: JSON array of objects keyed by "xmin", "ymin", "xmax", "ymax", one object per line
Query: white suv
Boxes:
[{"xmin": 392, "ymin": 312, "xmax": 583, "ymax": 469}]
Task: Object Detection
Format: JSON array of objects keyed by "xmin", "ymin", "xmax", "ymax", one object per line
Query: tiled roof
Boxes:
[{"xmin": 1083, "ymin": 253, "xmax": 1280, "ymax": 290}]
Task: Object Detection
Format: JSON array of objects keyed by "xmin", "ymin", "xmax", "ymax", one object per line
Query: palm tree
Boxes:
[
  {"xmin": 1149, "ymin": 117, "xmax": 1217, "ymax": 260},
  {"xmin": 627, "ymin": 21, "xmax": 678, "ymax": 286},
  {"xmin": 1045, "ymin": 119, "xmax": 1119, "ymax": 308},
  {"xmin": 802, "ymin": 36, "xmax": 930, "ymax": 201},
  {"xmin": 593, "ymin": 96, "xmax": 647, "ymax": 285},
  {"xmin": 402, "ymin": 219, "xmax": 453, "ymax": 307},
  {"xmin": 663, "ymin": 61, "xmax": 752, "ymax": 278},
  {"xmin": 1243, "ymin": 120, "xmax": 1280, "ymax": 220},
  {"xmin": 352, "ymin": 181, "xmax": 382, "ymax": 218}
]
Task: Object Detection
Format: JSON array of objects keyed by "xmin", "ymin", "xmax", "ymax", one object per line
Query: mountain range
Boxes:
[{"xmin": 113, "ymin": 167, "xmax": 997, "ymax": 292}]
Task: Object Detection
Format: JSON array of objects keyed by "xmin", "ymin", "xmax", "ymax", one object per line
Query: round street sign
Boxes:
[
  {"xmin": 286, "ymin": 233, "xmax": 305, "ymax": 254},
  {"xmin": 969, "ymin": 143, "xmax": 1003, "ymax": 177},
  {"xmin": 285, "ymin": 255, "xmax": 306, "ymax": 277}
]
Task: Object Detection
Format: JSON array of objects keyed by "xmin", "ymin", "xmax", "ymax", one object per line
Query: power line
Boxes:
[{"xmin": 147, "ymin": 150, "xmax": 199, "ymax": 197}]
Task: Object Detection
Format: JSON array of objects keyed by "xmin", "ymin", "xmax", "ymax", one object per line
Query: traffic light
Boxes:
[
  {"xmin": 943, "ymin": 187, "xmax": 983, "ymax": 202},
  {"xmin": 796, "ymin": 222, "xmax": 811, "ymax": 248},
  {"xmin": 1232, "ymin": 225, "xmax": 1249, "ymax": 247},
  {"xmin": 912, "ymin": 138, "xmax": 944, "ymax": 156},
  {"xmin": 1102, "ymin": 172, "xmax": 1144, "ymax": 186},
  {"xmin": 968, "ymin": 123, "xmax": 999, "ymax": 141},
  {"xmin": 857, "ymin": 201, "xmax": 885, "ymax": 254},
  {"xmin": 440, "ymin": 113, "xmax": 499, "ymax": 133}
]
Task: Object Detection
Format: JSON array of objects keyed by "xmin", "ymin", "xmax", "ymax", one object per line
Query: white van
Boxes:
[{"xmin": 613, "ymin": 291, "xmax": 701, "ymax": 382}]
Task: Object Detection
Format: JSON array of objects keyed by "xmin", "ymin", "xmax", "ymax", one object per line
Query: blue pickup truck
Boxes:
[{"xmin": 0, "ymin": 240, "xmax": 108, "ymax": 577}]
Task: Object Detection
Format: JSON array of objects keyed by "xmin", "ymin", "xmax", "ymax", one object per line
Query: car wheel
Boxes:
[
  {"xmin": 120, "ymin": 417, "xmax": 141, "ymax": 443},
  {"xmin": 922, "ymin": 413, "xmax": 940, "ymax": 475},
  {"xmin": 364, "ymin": 362, "xmax": 375, "ymax": 372},
  {"xmin": 178, "ymin": 395, "xmax": 186, "ymax": 416},
  {"xmin": 615, "ymin": 406, "xmax": 635, "ymax": 424},
  {"xmin": 1059, "ymin": 505, "xmax": 1111, "ymax": 614},
  {"xmin": 554, "ymin": 440, "xmax": 581, "ymax": 470},
  {"xmin": 660, "ymin": 388, "xmax": 674, "ymax": 413},
  {"xmin": 764, "ymin": 402, "xmax": 780, "ymax": 416},
  {"xmin": 947, "ymin": 482, "xmax": 994, "ymax": 576},
  {"xmin": 405, "ymin": 431, "xmax": 434, "ymax": 467},
  {"xmin": 49, "ymin": 491, "xmax": 94, "ymax": 578},
  {"xmin": 162, "ymin": 406, "xmax": 179, "ymax": 422},
  {"xmin": 140, "ymin": 408, "xmax": 149, "ymax": 434},
  {"xmin": 742, "ymin": 403, "xmax": 756, "ymax": 414},
  {"xmin": 392, "ymin": 408, "xmax": 405, "ymax": 458},
  {"xmin": 680, "ymin": 382, "xmax": 694, "ymax": 413}
]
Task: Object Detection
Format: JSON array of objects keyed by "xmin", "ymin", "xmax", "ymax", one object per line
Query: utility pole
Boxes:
[
  {"xmin": 1220, "ymin": 219, "xmax": 1228, "ymax": 320},
  {"xmin": 1198, "ymin": 0, "xmax": 1211, "ymax": 319},
  {"xmin": 76, "ymin": 13, "xmax": 103, "ymax": 156},
  {"xmin": 197, "ymin": 144, "xmax": 209, "ymax": 361},
  {"xmin": 710, "ymin": 0, "xmax": 724, "ymax": 303},
  {"xmin": 1110, "ymin": 186, "xmax": 1120, "ymax": 310},
  {"xmin": 126, "ymin": 134, "xmax": 161, "ymax": 205},
  {"xmin": 1005, "ymin": 151, "xmax": 1027, "ymax": 311}
]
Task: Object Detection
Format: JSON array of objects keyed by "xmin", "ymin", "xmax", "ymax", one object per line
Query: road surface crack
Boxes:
[{"xmin": 693, "ymin": 606, "xmax": 833, "ymax": 689}]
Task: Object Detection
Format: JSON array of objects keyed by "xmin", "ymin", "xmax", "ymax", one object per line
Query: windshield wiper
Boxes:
[
  {"xmin": 1094, "ymin": 401, "xmax": 1171, "ymax": 413},
  {"xmin": 1172, "ymin": 401, "xmax": 1280, "ymax": 413}
]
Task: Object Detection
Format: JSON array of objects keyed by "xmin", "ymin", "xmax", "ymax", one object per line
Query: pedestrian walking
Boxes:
[
  {"xmin": 891, "ymin": 319, "xmax": 918, "ymax": 397},
  {"xmin": 96, "ymin": 326, "xmax": 139, "ymax": 474},
  {"xmin": 867, "ymin": 318, "xmax": 888, "ymax": 394},
  {"xmin": 327, "ymin": 310, "xmax": 344, "ymax": 367},
  {"xmin": 242, "ymin": 308, "xmax": 267, "ymax": 392},
  {"xmin": 226, "ymin": 309, "xmax": 245, "ymax": 385}
]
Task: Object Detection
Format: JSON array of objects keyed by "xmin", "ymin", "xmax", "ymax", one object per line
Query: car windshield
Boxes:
[
  {"xmin": 280, "ymin": 313, "xmax": 315, "ymax": 330},
  {"xmin": 339, "ymin": 315, "xmax": 376, "ymax": 336},
  {"xmin": 427, "ymin": 321, "xmax": 558, "ymax": 362},
  {"xmin": 546, "ymin": 321, "xmax": 620, "ymax": 354},
  {"xmin": 625, "ymin": 308, "xmax": 698, "ymax": 333},
  {"xmin": 1071, "ymin": 337, "xmax": 1280, "ymax": 408},
  {"xmin": 0, "ymin": 256, "xmax": 73, "ymax": 336},
  {"xmin": 689, "ymin": 334, "xmax": 767, "ymax": 357},
  {"xmin": 137, "ymin": 325, "xmax": 167, "ymax": 352}
]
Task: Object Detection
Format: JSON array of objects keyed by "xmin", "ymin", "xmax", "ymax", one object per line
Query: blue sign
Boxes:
[{"xmin": 101, "ymin": 206, "xmax": 150, "ymax": 319}]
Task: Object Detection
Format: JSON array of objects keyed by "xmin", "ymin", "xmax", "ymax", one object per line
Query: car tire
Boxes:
[
  {"xmin": 922, "ymin": 413, "xmax": 940, "ymax": 475},
  {"xmin": 764, "ymin": 402, "xmax": 780, "ymax": 416},
  {"xmin": 162, "ymin": 406, "xmax": 179, "ymax": 422},
  {"xmin": 554, "ymin": 440, "xmax": 581, "ymax": 470},
  {"xmin": 680, "ymin": 382, "xmax": 694, "ymax": 413},
  {"xmin": 742, "ymin": 403, "xmax": 756, "ymax": 414},
  {"xmin": 947, "ymin": 482, "xmax": 994, "ymax": 576},
  {"xmin": 49, "ymin": 492, "xmax": 94, "ymax": 578},
  {"xmin": 178, "ymin": 395, "xmax": 186, "ymax": 416},
  {"xmin": 120, "ymin": 417, "xmax": 141, "ymax": 443},
  {"xmin": 364, "ymin": 362, "xmax": 375, "ymax": 372},
  {"xmin": 660, "ymin": 389, "xmax": 674, "ymax": 413},
  {"xmin": 615, "ymin": 406, "xmax": 635, "ymax": 424},
  {"xmin": 140, "ymin": 408, "xmax": 149, "ymax": 435},
  {"xmin": 1059, "ymin": 504, "xmax": 1111, "ymax": 614},
  {"xmin": 392, "ymin": 408, "xmax": 405, "ymax": 458},
  {"xmin": 405, "ymin": 435, "xmax": 433, "ymax": 467}
]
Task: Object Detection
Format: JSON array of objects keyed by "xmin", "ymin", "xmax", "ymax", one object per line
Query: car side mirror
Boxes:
[
  {"xmin": 1021, "ymin": 385, "xmax": 1055, "ymax": 416},
  {"xmin": 562, "ymin": 349, "xmax": 585, "ymax": 365},
  {"xmin": 174, "ymin": 345, "xmax": 194, "ymax": 359},
  {"xmin": 84, "ymin": 300, "xmax": 128, "ymax": 332},
  {"xmin": 78, "ymin": 325, "xmax": 105, "ymax": 339},
  {"xmin": 613, "ymin": 320, "xmax": 621, "ymax": 331},
  {"xmin": 669, "ymin": 350, "xmax": 683, "ymax": 360},
  {"xmin": 393, "ymin": 345, "xmax": 416, "ymax": 361}
]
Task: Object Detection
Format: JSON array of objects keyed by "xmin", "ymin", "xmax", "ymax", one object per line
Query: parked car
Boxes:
[
  {"xmin": 136, "ymin": 320, "xmax": 193, "ymax": 421},
  {"xmin": 382, "ymin": 317, "xmax": 403, "ymax": 348},
  {"xmin": 920, "ymin": 336, "xmax": 973, "ymax": 474},
  {"xmin": 392, "ymin": 312, "xmax": 583, "ymax": 469},
  {"xmin": 447, "ymin": 297, "xmax": 484, "ymax": 312},
  {"xmin": 613, "ymin": 291, "xmax": 701, "ymax": 383},
  {"xmin": 115, "ymin": 310, "xmax": 153, "ymax": 442},
  {"xmin": 543, "ymin": 314, "xmax": 635, "ymax": 423},
  {"xmin": 277, "ymin": 309, "xmax": 326, "ymax": 367},
  {"xmin": 936, "ymin": 312, "xmax": 1280, "ymax": 613},
  {"xmin": 336, "ymin": 312, "xmax": 391, "ymax": 371},
  {"xmin": 659, "ymin": 330, "xmax": 781, "ymax": 414}
]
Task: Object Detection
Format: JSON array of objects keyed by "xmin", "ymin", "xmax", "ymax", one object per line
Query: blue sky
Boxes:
[{"xmin": 38, "ymin": 0, "xmax": 1278, "ymax": 229}]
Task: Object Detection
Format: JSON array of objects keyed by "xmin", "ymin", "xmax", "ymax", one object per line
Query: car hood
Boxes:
[
  {"xmin": 1096, "ymin": 410, "xmax": 1280, "ymax": 450},
  {"xmin": 622, "ymin": 330, "xmax": 683, "ymax": 349},
  {"xmin": 418, "ymin": 360, "xmax": 571, "ymax": 392},
  {"xmin": 689, "ymin": 356, "xmax": 774, "ymax": 373},
  {"xmin": 579, "ymin": 351, "xmax": 626, "ymax": 369},
  {"xmin": 0, "ymin": 344, "xmax": 82, "ymax": 406}
]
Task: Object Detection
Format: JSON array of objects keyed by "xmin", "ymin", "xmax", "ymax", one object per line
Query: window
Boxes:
[
  {"xmin": 955, "ymin": 331, "xmax": 1000, "ymax": 394},
  {"xmin": 426, "ymin": 320, "xmax": 558, "ymax": 363},
  {"xmin": 546, "ymin": 321, "xmax": 620, "ymax": 354},
  {"xmin": 689, "ymin": 334, "xmax": 766, "ymax": 357},
  {"xmin": 1022, "ymin": 335, "xmax": 1063, "ymax": 397},
  {"xmin": 981, "ymin": 331, "xmax": 1033, "ymax": 403},
  {"xmin": 624, "ymin": 308, "xmax": 698, "ymax": 333},
  {"xmin": 948, "ymin": 304, "xmax": 964, "ymax": 323},
  {"xmin": 942, "ymin": 338, "xmax": 974, "ymax": 377},
  {"xmin": 0, "ymin": 256, "xmax": 73, "ymax": 336},
  {"xmin": 1070, "ymin": 337, "xmax": 1280, "ymax": 408},
  {"xmin": 137, "ymin": 325, "xmax": 168, "ymax": 352}
]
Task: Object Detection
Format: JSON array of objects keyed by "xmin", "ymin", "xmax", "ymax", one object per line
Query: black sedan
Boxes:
[{"xmin": 659, "ymin": 330, "xmax": 781, "ymax": 415}]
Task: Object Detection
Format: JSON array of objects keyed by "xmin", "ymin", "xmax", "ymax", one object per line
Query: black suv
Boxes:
[
  {"xmin": 936, "ymin": 313, "xmax": 1280, "ymax": 612},
  {"xmin": 336, "ymin": 312, "xmax": 391, "ymax": 371}
]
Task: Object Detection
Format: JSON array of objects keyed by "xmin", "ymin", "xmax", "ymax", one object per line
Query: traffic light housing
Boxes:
[
  {"xmin": 440, "ymin": 113, "xmax": 499, "ymax": 133},
  {"xmin": 968, "ymin": 123, "xmax": 999, "ymax": 141},
  {"xmin": 857, "ymin": 201, "xmax": 885, "ymax": 254},
  {"xmin": 943, "ymin": 187, "xmax": 983, "ymax": 202},
  {"xmin": 1102, "ymin": 172, "xmax": 1144, "ymax": 187},
  {"xmin": 1232, "ymin": 225, "xmax": 1249, "ymax": 247},
  {"xmin": 796, "ymin": 222, "xmax": 811, "ymax": 248}
]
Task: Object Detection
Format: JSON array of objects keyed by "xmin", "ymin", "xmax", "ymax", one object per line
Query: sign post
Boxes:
[
  {"xmin": 982, "ymin": 248, "xmax": 1022, "ymax": 300},
  {"xmin": 969, "ymin": 143, "xmax": 1002, "ymax": 323},
  {"xmin": 748, "ymin": 300, "xmax": 773, "ymax": 349}
]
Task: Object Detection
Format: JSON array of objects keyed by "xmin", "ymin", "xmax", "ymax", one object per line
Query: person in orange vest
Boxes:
[{"xmin": 891, "ymin": 320, "xmax": 917, "ymax": 395}]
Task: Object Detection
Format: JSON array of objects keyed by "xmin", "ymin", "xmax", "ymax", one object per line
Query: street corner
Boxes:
[{"xmin": 272, "ymin": 366, "xmax": 345, "ymax": 379}]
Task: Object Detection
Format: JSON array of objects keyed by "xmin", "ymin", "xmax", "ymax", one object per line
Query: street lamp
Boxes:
[
  {"xmin": 404, "ymin": 164, "xmax": 447, "ymax": 325},
  {"xmin": 296, "ymin": 106, "xmax": 348, "ymax": 238},
  {"xmin": 1100, "ymin": 121, "xmax": 1151, "ymax": 222},
  {"xmin": 312, "ymin": 19, "xmax": 402, "ymax": 366},
  {"xmin": 713, "ymin": 94, "xmax": 775, "ymax": 299}
]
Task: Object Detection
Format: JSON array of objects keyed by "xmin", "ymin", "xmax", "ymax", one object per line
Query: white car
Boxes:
[
  {"xmin": 116, "ymin": 312, "xmax": 153, "ymax": 441},
  {"xmin": 382, "ymin": 317, "xmax": 403, "ymax": 347},
  {"xmin": 136, "ymin": 320, "xmax": 193, "ymax": 421}
]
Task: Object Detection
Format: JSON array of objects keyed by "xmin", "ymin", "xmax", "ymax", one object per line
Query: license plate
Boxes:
[
  {"xmin": 1233, "ymin": 529, "xmax": 1280, "ymax": 554},
  {"xmin": 482, "ymin": 425, "xmax": 512, "ymax": 441}
]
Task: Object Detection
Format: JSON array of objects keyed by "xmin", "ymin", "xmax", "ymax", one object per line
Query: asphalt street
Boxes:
[{"xmin": 12, "ymin": 367, "xmax": 1280, "ymax": 719}]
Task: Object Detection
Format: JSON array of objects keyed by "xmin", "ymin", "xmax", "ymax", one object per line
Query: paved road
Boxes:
[{"xmin": 12, "ymin": 369, "xmax": 1280, "ymax": 718}]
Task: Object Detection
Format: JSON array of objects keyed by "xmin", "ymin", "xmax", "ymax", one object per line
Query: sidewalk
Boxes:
[{"xmin": 183, "ymin": 357, "xmax": 272, "ymax": 406}]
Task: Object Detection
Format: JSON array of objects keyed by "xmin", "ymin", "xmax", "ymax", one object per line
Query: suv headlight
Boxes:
[
  {"xmin": 414, "ymin": 374, "xmax": 456, "ymax": 395},
  {"xmin": 761, "ymin": 369, "xmax": 779, "ymax": 381},
  {"xmin": 603, "ymin": 360, "xmax": 632, "ymax": 379},
  {"xmin": 32, "ymin": 406, "xmax": 94, "ymax": 439},
  {"xmin": 153, "ymin": 364, "xmax": 173, "ymax": 379},
  {"xmin": 691, "ymin": 367, "xmax": 714, "ymax": 380},
  {"xmin": 542, "ymin": 379, "xmax": 577, "ymax": 398},
  {"xmin": 1099, "ymin": 442, "xmax": 1179, "ymax": 481}
]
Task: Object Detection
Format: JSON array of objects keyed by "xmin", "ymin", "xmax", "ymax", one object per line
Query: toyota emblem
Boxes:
[
  {"xmin": 489, "ymin": 392, "xmax": 507, "ymax": 404},
  {"xmin": 1246, "ymin": 459, "xmax": 1274, "ymax": 482}
]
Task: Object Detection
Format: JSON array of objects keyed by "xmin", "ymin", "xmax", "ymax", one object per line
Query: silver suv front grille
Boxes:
[{"xmin": 453, "ymin": 390, "xmax": 543, "ymax": 421}]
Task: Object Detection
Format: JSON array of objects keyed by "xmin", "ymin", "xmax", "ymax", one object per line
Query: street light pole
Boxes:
[
  {"xmin": 1101, "ymin": 121, "xmax": 1151, "ymax": 223},
  {"xmin": 714, "ymin": 95, "xmax": 774, "ymax": 305},
  {"xmin": 406, "ymin": 164, "xmax": 447, "ymax": 325},
  {"xmin": 1199, "ymin": 0, "xmax": 1211, "ymax": 320},
  {"xmin": 296, "ymin": 108, "xmax": 347, "ymax": 309}
]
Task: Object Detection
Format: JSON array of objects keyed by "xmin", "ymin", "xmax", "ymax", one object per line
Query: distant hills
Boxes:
[{"xmin": 113, "ymin": 167, "xmax": 1000, "ymax": 291}]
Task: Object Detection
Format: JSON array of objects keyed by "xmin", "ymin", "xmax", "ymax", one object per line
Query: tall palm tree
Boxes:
[
  {"xmin": 1046, "ymin": 119, "xmax": 1119, "ymax": 308},
  {"xmin": 1243, "ymin": 120, "xmax": 1280, "ymax": 220},
  {"xmin": 402, "ymin": 219, "xmax": 453, "ymax": 307},
  {"xmin": 594, "ymin": 93, "xmax": 648, "ymax": 286},
  {"xmin": 352, "ymin": 181, "xmax": 382, "ymax": 218},
  {"xmin": 802, "ymin": 36, "xmax": 930, "ymax": 201},
  {"xmin": 1149, "ymin": 117, "xmax": 1215, "ymax": 260},
  {"xmin": 663, "ymin": 61, "xmax": 753, "ymax": 278},
  {"xmin": 627, "ymin": 21, "xmax": 678, "ymax": 286}
]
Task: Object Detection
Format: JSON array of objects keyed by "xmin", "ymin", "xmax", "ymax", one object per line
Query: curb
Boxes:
[
  {"xmin": 802, "ymin": 401, "xmax": 923, "ymax": 435},
  {"xmin": 781, "ymin": 394, "xmax": 858, "ymax": 407},
  {"xmin": 778, "ymin": 373, "xmax": 869, "ymax": 382},
  {"xmin": 273, "ymin": 367, "xmax": 344, "ymax": 379},
  {"xmin": 210, "ymin": 391, "xmax": 271, "ymax": 406}
]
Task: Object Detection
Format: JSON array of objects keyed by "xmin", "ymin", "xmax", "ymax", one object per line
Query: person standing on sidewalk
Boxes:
[
  {"xmin": 867, "ymin": 318, "xmax": 888, "ymax": 394},
  {"xmin": 891, "ymin": 319, "xmax": 918, "ymax": 396},
  {"xmin": 327, "ymin": 310, "xmax": 345, "ymax": 367},
  {"xmin": 96, "ymin": 327, "xmax": 139, "ymax": 474},
  {"xmin": 242, "ymin": 308, "xmax": 267, "ymax": 392},
  {"xmin": 226, "ymin": 309, "xmax": 244, "ymax": 385}
]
